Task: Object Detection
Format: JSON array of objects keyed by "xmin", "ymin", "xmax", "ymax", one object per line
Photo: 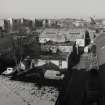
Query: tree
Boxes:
[{"xmin": 85, "ymin": 30, "xmax": 91, "ymax": 46}]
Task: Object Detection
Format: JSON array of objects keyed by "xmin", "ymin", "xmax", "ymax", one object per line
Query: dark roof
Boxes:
[{"xmin": 38, "ymin": 62, "xmax": 59, "ymax": 71}]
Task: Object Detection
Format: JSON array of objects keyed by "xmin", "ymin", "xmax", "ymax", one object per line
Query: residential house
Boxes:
[
  {"xmin": 4, "ymin": 19, "xmax": 11, "ymax": 33},
  {"xmin": 39, "ymin": 28, "xmax": 65, "ymax": 43},
  {"xmin": 12, "ymin": 18, "xmax": 22, "ymax": 32},
  {"xmin": 0, "ymin": 19, "xmax": 4, "ymax": 30},
  {"xmin": 35, "ymin": 19, "xmax": 43, "ymax": 28},
  {"xmin": 22, "ymin": 18, "xmax": 34, "ymax": 31},
  {"xmin": 39, "ymin": 28, "xmax": 87, "ymax": 47}
]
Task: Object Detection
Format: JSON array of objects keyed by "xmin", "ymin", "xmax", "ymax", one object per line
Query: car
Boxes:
[
  {"xmin": 44, "ymin": 70, "xmax": 64, "ymax": 80},
  {"xmin": 2, "ymin": 67, "xmax": 16, "ymax": 77}
]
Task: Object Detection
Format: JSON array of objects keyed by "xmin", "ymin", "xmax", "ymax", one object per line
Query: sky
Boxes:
[{"xmin": 0, "ymin": 0, "xmax": 105, "ymax": 19}]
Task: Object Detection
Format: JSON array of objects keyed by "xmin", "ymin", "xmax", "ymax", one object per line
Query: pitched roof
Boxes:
[{"xmin": 39, "ymin": 28, "xmax": 85, "ymax": 42}]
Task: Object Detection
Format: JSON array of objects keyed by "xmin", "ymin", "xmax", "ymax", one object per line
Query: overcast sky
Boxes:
[{"xmin": 0, "ymin": 0, "xmax": 105, "ymax": 19}]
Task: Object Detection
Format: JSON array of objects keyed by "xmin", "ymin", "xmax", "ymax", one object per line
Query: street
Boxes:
[{"xmin": 0, "ymin": 76, "xmax": 58, "ymax": 105}]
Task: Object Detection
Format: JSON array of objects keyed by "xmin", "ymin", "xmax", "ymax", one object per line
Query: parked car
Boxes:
[
  {"xmin": 44, "ymin": 69, "xmax": 64, "ymax": 80},
  {"xmin": 2, "ymin": 67, "xmax": 16, "ymax": 77}
]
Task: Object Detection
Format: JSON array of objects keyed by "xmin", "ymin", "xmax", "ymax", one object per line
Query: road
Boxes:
[
  {"xmin": 0, "ymin": 78, "xmax": 28, "ymax": 105},
  {"xmin": 0, "ymin": 76, "xmax": 58, "ymax": 105}
]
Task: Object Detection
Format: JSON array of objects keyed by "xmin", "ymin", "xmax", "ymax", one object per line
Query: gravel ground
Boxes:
[{"xmin": 0, "ymin": 76, "xmax": 59, "ymax": 105}]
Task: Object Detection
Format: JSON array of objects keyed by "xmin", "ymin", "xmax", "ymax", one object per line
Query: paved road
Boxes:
[
  {"xmin": 0, "ymin": 76, "xmax": 58, "ymax": 105},
  {"xmin": 0, "ymin": 79, "xmax": 28, "ymax": 105}
]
